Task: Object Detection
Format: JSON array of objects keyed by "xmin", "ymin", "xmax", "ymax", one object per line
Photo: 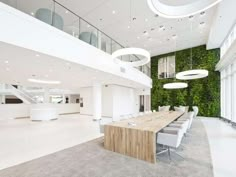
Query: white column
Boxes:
[
  {"xmin": 97, "ymin": 31, "xmax": 102, "ymax": 50},
  {"xmin": 233, "ymin": 63, "xmax": 236, "ymax": 123},
  {"xmin": 0, "ymin": 95, "xmax": 5, "ymax": 104},
  {"xmin": 62, "ymin": 94, "xmax": 66, "ymax": 104},
  {"xmin": 44, "ymin": 88, "xmax": 50, "ymax": 103},
  {"xmin": 93, "ymin": 82, "xmax": 102, "ymax": 120}
]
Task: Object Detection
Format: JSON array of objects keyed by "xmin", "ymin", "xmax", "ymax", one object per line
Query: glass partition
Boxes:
[{"xmin": 0, "ymin": 0, "xmax": 150, "ymax": 77}]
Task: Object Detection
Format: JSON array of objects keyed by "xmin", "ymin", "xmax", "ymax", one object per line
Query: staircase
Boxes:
[{"xmin": 1, "ymin": 84, "xmax": 37, "ymax": 104}]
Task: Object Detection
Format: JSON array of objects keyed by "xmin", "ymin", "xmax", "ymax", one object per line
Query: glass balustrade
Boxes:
[{"xmin": 0, "ymin": 0, "xmax": 150, "ymax": 77}]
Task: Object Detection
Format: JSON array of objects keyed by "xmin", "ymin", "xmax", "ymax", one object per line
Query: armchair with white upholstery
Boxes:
[
  {"xmin": 159, "ymin": 105, "xmax": 170, "ymax": 112},
  {"xmin": 157, "ymin": 128, "xmax": 183, "ymax": 160}
]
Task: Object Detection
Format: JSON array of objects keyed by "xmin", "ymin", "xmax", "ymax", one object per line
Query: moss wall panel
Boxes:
[{"xmin": 151, "ymin": 45, "xmax": 220, "ymax": 117}]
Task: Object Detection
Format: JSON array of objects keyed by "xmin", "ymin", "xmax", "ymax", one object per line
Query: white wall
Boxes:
[
  {"xmin": 0, "ymin": 103, "xmax": 80, "ymax": 120},
  {"xmin": 0, "ymin": 104, "xmax": 30, "ymax": 120},
  {"xmin": 112, "ymin": 85, "xmax": 138, "ymax": 121},
  {"xmin": 102, "ymin": 86, "xmax": 113, "ymax": 118},
  {"xmin": 79, "ymin": 85, "xmax": 140, "ymax": 120},
  {"xmin": 79, "ymin": 87, "xmax": 93, "ymax": 116}
]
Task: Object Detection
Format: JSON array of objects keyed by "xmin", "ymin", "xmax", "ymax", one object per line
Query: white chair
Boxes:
[
  {"xmin": 192, "ymin": 106, "xmax": 199, "ymax": 118},
  {"xmin": 168, "ymin": 119, "xmax": 189, "ymax": 135},
  {"xmin": 174, "ymin": 106, "xmax": 185, "ymax": 113},
  {"xmin": 159, "ymin": 105, "xmax": 170, "ymax": 112},
  {"xmin": 178, "ymin": 112, "xmax": 194, "ymax": 129},
  {"xmin": 157, "ymin": 129, "xmax": 183, "ymax": 160},
  {"xmin": 179, "ymin": 106, "xmax": 189, "ymax": 113}
]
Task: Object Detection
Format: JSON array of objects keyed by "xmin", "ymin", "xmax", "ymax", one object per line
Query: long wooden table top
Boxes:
[{"xmin": 105, "ymin": 111, "xmax": 184, "ymax": 133}]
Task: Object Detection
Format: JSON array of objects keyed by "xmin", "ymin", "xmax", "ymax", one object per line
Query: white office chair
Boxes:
[
  {"xmin": 157, "ymin": 128, "xmax": 183, "ymax": 160},
  {"xmin": 178, "ymin": 112, "xmax": 194, "ymax": 129},
  {"xmin": 168, "ymin": 119, "xmax": 189, "ymax": 135},
  {"xmin": 193, "ymin": 106, "xmax": 199, "ymax": 118},
  {"xmin": 159, "ymin": 105, "xmax": 170, "ymax": 112},
  {"xmin": 174, "ymin": 106, "xmax": 185, "ymax": 113}
]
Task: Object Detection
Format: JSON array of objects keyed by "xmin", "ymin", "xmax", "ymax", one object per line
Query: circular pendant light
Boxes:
[
  {"xmin": 112, "ymin": 48, "xmax": 150, "ymax": 67},
  {"xmin": 176, "ymin": 69, "xmax": 208, "ymax": 80},
  {"xmin": 147, "ymin": 0, "xmax": 222, "ymax": 18},
  {"xmin": 163, "ymin": 82, "xmax": 188, "ymax": 89}
]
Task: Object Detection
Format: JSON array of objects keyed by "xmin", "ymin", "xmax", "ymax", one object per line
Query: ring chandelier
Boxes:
[
  {"xmin": 176, "ymin": 69, "xmax": 208, "ymax": 80},
  {"xmin": 147, "ymin": 0, "xmax": 222, "ymax": 18},
  {"xmin": 112, "ymin": 48, "xmax": 150, "ymax": 67},
  {"xmin": 163, "ymin": 82, "xmax": 188, "ymax": 89}
]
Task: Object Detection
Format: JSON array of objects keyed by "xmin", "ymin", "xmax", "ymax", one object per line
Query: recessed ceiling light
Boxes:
[
  {"xmin": 200, "ymin": 22, "xmax": 205, "ymax": 26},
  {"xmin": 30, "ymin": 12, "xmax": 34, "ymax": 16},
  {"xmin": 143, "ymin": 31, "xmax": 149, "ymax": 35},
  {"xmin": 200, "ymin": 11, "xmax": 205, "ymax": 16},
  {"xmin": 4, "ymin": 60, "xmax": 9, "ymax": 64},
  {"xmin": 28, "ymin": 78, "xmax": 61, "ymax": 84},
  {"xmin": 172, "ymin": 34, "xmax": 177, "ymax": 39},
  {"xmin": 35, "ymin": 54, "xmax": 40, "ymax": 57},
  {"xmin": 87, "ymin": 24, "xmax": 90, "ymax": 28},
  {"xmin": 112, "ymin": 10, "xmax": 116, "ymax": 14},
  {"xmin": 65, "ymin": 10, "xmax": 69, "ymax": 14},
  {"xmin": 128, "ymin": 26, "xmax": 130, "ymax": 29},
  {"xmin": 145, "ymin": 18, "xmax": 148, "ymax": 22},
  {"xmin": 189, "ymin": 15, "xmax": 194, "ymax": 20}
]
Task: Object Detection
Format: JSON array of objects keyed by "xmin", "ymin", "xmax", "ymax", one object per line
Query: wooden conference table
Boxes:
[{"xmin": 104, "ymin": 111, "xmax": 184, "ymax": 163}]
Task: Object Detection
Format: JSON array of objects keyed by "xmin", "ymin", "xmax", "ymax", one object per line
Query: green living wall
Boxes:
[{"xmin": 151, "ymin": 45, "xmax": 220, "ymax": 117}]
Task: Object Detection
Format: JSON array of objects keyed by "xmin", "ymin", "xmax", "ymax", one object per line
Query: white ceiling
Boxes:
[
  {"xmin": 56, "ymin": 0, "xmax": 217, "ymax": 56},
  {"xmin": 0, "ymin": 42, "xmax": 145, "ymax": 90},
  {"xmin": 1, "ymin": 0, "xmax": 218, "ymax": 56}
]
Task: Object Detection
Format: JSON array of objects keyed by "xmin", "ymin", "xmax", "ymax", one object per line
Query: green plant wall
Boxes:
[{"xmin": 151, "ymin": 45, "xmax": 220, "ymax": 117}]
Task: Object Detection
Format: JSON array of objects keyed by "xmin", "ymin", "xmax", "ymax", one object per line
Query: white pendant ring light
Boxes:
[
  {"xmin": 147, "ymin": 0, "xmax": 222, "ymax": 18},
  {"xmin": 163, "ymin": 82, "xmax": 188, "ymax": 89},
  {"xmin": 112, "ymin": 48, "xmax": 150, "ymax": 67},
  {"xmin": 176, "ymin": 69, "xmax": 208, "ymax": 80}
]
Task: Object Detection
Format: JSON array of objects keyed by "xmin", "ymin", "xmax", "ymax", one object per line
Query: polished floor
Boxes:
[
  {"xmin": 201, "ymin": 117, "xmax": 236, "ymax": 177},
  {"xmin": 0, "ymin": 114, "xmax": 102, "ymax": 170},
  {"xmin": 0, "ymin": 119, "xmax": 213, "ymax": 177},
  {"xmin": 0, "ymin": 115, "xmax": 235, "ymax": 177}
]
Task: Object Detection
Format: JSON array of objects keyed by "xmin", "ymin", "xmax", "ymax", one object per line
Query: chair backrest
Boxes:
[
  {"xmin": 174, "ymin": 106, "xmax": 185, "ymax": 113},
  {"xmin": 192, "ymin": 106, "xmax": 199, "ymax": 118},
  {"xmin": 35, "ymin": 8, "xmax": 64, "ymax": 30},
  {"xmin": 157, "ymin": 130, "xmax": 182, "ymax": 148},
  {"xmin": 187, "ymin": 112, "xmax": 194, "ymax": 129},
  {"xmin": 179, "ymin": 106, "xmax": 189, "ymax": 113},
  {"xmin": 159, "ymin": 105, "xmax": 170, "ymax": 112}
]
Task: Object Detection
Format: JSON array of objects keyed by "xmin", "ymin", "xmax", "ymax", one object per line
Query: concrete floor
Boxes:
[
  {"xmin": 0, "ymin": 114, "xmax": 102, "ymax": 170},
  {"xmin": 201, "ymin": 117, "xmax": 236, "ymax": 177},
  {"xmin": 0, "ymin": 115, "xmax": 235, "ymax": 177}
]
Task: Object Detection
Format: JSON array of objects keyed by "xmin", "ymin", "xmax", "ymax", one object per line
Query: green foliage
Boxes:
[{"xmin": 151, "ymin": 45, "xmax": 220, "ymax": 117}]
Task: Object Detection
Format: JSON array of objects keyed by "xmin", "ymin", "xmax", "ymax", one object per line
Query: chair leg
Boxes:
[{"xmin": 168, "ymin": 147, "xmax": 171, "ymax": 161}]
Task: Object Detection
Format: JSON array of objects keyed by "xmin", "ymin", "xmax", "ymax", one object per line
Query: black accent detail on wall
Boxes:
[{"xmin": 151, "ymin": 45, "xmax": 220, "ymax": 117}]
